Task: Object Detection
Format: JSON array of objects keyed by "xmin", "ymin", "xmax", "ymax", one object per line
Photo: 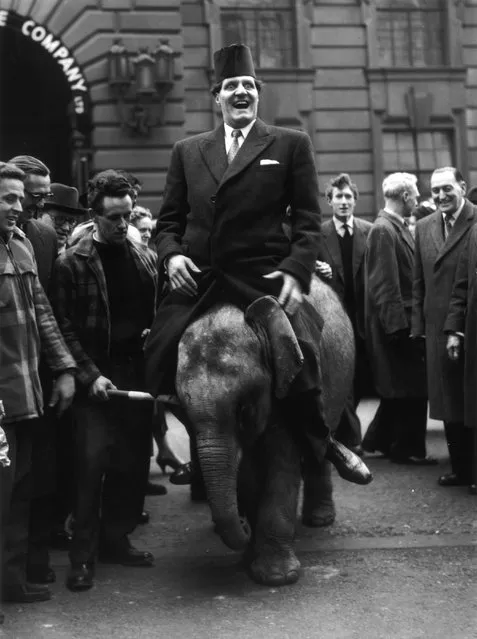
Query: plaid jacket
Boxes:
[
  {"xmin": 51, "ymin": 232, "xmax": 157, "ymax": 388},
  {"xmin": 0, "ymin": 228, "xmax": 76, "ymax": 425}
]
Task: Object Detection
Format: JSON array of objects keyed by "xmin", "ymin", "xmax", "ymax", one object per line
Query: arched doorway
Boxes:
[{"xmin": 0, "ymin": 14, "xmax": 91, "ymax": 189}]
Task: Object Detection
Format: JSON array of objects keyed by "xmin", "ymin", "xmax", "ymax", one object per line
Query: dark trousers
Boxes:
[
  {"xmin": 363, "ymin": 397, "xmax": 428, "ymax": 459},
  {"xmin": 1, "ymin": 420, "xmax": 36, "ymax": 590},
  {"xmin": 69, "ymin": 356, "xmax": 151, "ymax": 566},
  {"xmin": 444, "ymin": 421, "xmax": 473, "ymax": 482}
]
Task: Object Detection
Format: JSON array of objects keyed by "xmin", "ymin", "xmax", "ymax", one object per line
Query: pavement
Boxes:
[{"xmin": 1, "ymin": 401, "xmax": 476, "ymax": 639}]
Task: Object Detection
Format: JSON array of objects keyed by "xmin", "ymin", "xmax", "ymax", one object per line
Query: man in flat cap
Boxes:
[{"xmin": 145, "ymin": 44, "xmax": 370, "ymax": 485}]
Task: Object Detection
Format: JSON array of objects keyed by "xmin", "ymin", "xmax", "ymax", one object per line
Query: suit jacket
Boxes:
[
  {"xmin": 365, "ymin": 211, "xmax": 426, "ymax": 398},
  {"xmin": 155, "ymin": 118, "xmax": 320, "ymax": 295},
  {"xmin": 146, "ymin": 119, "xmax": 321, "ymax": 394},
  {"xmin": 23, "ymin": 218, "xmax": 58, "ymax": 294},
  {"xmin": 319, "ymin": 217, "xmax": 372, "ymax": 339},
  {"xmin": 411, "ymin": 200, "xmax": 477, "ymax": 421}
]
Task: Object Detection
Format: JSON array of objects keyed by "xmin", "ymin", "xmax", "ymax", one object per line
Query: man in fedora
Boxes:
[
  {"xmin": 145, "ymin": 43, "xmax": 371, "ymax": 489},
  {"xmin": 40, "ymin": 184, "xmax": 86, "ymax": 253}
]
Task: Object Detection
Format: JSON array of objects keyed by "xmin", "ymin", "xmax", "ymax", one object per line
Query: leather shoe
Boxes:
[
  {"xmin": 326, "ymin": 438, "xmax": 373, "ymax": 485},
  {"xmin": 0, "ymin": 610, "xmax": 4, "ymax": 624},
  {"xmin": 2, "ymin": 582, "xmax": 51, "ymax": 603},
  {"xmin": 438, "ymin": 472, "xmax": 470, "ymax": 487},
  {"xmin": 27, "ymin": 565, "xmax": 56, "ymax": 584},
  {"xmin": 145, "ymin": 481, "xmax": 167, "ymax": 496},
  {"xmin": 99, "ymin": 546, "xmax": 154, "ymax": 567},
  {"xmin": 170, "ymin": 462, "xmax": 193, "ymax": 485},
  {"xmin": 66, "ymin": 564, "xmax": 94, "ymax": 592},
  {"xmin": 391, "ymin": 455, "xmax": 438, "ymax": 466}
]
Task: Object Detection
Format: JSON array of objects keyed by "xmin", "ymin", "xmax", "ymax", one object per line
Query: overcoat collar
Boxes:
[
  {"xmin": 198, "ymin": 118, "xmax": 275, "ymax": 189},
  {"xmin": 379, "ymin": 209, "xmax": 415, "ymax": 252},
  {"xmin": 435, "ymin": 199, "xmax": 476, "ymax": 264}
]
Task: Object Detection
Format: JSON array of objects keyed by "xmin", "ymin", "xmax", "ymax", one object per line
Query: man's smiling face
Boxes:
[{"xmin": 216, "ymin": 75, "xmax": 259, "ymax": 128}]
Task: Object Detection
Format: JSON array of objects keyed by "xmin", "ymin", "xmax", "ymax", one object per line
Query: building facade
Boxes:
[{"xmin": 0, "ymin": 0, "xmax": 475, "ymax": 216}]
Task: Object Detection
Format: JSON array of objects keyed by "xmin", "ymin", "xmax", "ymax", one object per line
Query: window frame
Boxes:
[
  {"xmin": 375, "ymin": 2, "xmax": 448, "ymax": 69},
  {"xmin": 206, "ymin": 0, "xmax": 313, "ymax": 72},
  {"xmin": 381, "ymin": 126, "xmax": 455, "ymax": 197},
  {"xmin": 361, "ymin": 0, "xmax": 463, "ymax": 70}
]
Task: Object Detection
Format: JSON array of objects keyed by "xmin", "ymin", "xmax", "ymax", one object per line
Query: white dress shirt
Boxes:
[
  {"xmin": 442, "ymin": 199, "xmax": 465, "ymax": 238},
  {"xmin": 333, "ymin": 215, "xmax": 354, "ymax": 237},
  {"xmin": 224, "ymin": 120, "xmax": 256, "ymax": 154}
]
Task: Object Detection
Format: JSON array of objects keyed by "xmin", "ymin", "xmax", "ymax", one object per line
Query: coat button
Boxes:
[{"xmin": 210, "ymin": 195, "xmax": 216, "ymax": 203}]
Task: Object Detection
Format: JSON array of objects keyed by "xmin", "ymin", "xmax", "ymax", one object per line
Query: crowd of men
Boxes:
[{"xmin": 0, "ymin": 42, "xmax": 475, "ymax": 621}]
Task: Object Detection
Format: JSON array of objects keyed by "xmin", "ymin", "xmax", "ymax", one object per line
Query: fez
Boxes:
[{"xmin": 213, "ymin": 44, "xmax": 256, "ymax": 83}]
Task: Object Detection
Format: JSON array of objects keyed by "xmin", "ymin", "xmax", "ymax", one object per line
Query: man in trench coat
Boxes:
[
  {"xmin": 366, "ymin": 173, "xmax": 431, "ymax": 463},
  {"xmin": 412, "ymin": 167, "xmax": 477, "ymax": 486},
  {"xmin": 145, "ymin": 44, "xmax": 370, "ymax": 485}
]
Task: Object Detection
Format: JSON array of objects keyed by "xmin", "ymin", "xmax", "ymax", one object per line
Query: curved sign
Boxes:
[{"xmin": 0, "ymin": 9, "xmax": 88, "ymax": 117}]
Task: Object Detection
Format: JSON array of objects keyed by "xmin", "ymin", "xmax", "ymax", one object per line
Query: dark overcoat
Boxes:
[
  {"xmin": 443, "ymin": 225, "xmax": 477, "ymax": 429},
  {"xmin": 145, "ymin": 119, "xmax": 321, "ymax": 394},
  {"xmin": 24, "ymin": 218, "xmax": 58, "ymax": 294},
  {"xmin": 411, "ymin": 201, "xmax": 477, "ymax": 421},
  {"xmin": 319, "ymin": 217, "xmax": 372, "ymax": 340},
  {"xmin": 365, "ymin": 211, "xmax": 427, "ymax": 398}
]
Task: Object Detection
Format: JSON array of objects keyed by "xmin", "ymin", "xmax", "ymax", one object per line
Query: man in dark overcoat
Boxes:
[
  {"xmin": 412, "ymin": 166, "xmax": 477, "ymax": 486},
  {"xmin": 444, "ymin": 226, "xmax": 477, "ymax": 488},
  {"xmin": 316, "ymin": 173, "xmax": 372, "ymax": 450},
  {"xmin": 366, "ymin": 173, "xmax": 432, "ymax": 464},
  {"xmin": 145, "ymin": 44, "xmax": 370, "ymax": 485}
]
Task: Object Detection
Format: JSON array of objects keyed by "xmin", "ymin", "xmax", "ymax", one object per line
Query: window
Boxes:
[
  {"xmin": 220, "ymin": 0, "xmax": 296, "ymax": 68},
  {"xmin": 383, "ymin": 130, "xmax": 453, "ymax": 196},
  {"xmin": 376, "ymin": 0, "xmax": 446, "ymax": 68}
]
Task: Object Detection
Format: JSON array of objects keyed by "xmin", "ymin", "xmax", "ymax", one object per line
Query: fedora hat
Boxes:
[{"xmin": 45, "ymin": 183, "xmax": 86, "ymax": 214}]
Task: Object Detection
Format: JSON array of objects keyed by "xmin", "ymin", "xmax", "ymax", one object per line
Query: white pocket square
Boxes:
[{"xmin": 260, "ymin": 159, "xmax": 280, "ymax": 165}]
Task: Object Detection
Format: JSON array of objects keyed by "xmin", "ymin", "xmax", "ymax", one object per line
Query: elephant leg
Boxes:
[
  {"xmin": 249, "ymin": 427, "xmax": 302, "ymax": 587},
  {"xmin": 237, "ymin": 446, "xmax": 261, "ymax": 531},
  {"xmin": 301, "ymin": 459, "xmax": 336, "ymax": 527}
]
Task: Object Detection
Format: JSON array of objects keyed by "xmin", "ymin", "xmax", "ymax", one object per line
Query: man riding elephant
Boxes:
[{"xmin": 145, "ymin": 43, "xmax": 371, "ymax": 485}]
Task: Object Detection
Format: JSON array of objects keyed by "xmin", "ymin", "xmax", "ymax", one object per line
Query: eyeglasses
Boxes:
[
  {"xmin": 25, "ymin": 190, "xmax": 55, "ymax": 202},
  {"xmin": 52, "ymin": 214, "xmax": 78, "ymax": 227}
]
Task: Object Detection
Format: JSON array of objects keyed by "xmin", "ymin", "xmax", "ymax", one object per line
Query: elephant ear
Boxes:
[{"xmin": 245, "ymin": 296, "xmax": 304, "ymax": 399}]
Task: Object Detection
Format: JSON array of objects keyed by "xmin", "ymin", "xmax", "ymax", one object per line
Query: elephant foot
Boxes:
[
  {"xmin": 302, "ymin": 500, "xmax": 336, "ymax": 528},
  {"xmin": 249, "ymin": 550, "xmax": 301, "ymax": 586}
]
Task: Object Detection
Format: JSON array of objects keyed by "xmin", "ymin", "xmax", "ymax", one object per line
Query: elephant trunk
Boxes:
[{"xmin": 195, "ymin": 428, "xmax": 250, "ymax": 551}]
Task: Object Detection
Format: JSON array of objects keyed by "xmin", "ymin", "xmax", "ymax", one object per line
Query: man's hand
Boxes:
[
  {"xmin": 315, "ymin": 260, "xmax": 332, "ymax": 280},
  {"xmin": 263, "ymin": 271, "xmax": 303, "ymax": 315},
  {"xmin": 49, "ymin": 372, "xmax": 76, "ymax": 416},
  {"xmin": 167, "ymin": 254, "xmax": 201, "ymax": 297},
  {"xmin": 446, "ymin": 334, "xmax": 462, "ymax": 361},
  {"xmin": 89, "ymin": 375, "xmax": 117, "ymax": 402}
]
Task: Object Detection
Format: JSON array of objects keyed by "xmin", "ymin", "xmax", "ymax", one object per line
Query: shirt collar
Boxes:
[
  {"xmin": 441, "ymin": 199, "xmax": 465, "ymax": 221},
  {"xmin": 224, "ymin": 119, "xmax": 256, "ymax": 141},
  {"xmin": 333, "ymin": 215, "xmax": 354, "ymax": 231}
]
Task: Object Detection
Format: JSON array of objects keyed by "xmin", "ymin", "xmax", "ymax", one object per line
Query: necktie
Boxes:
[
  {"xmin": 444, "ymin": 213, "xmax": 453, "ymax": 239},
  {"xmin": 227, "ymin": 129, "xmax": 242, "ymax": 165},
  {"xmin": 343, "ymin": 223, "xmax": 351, "ymax": 237}
]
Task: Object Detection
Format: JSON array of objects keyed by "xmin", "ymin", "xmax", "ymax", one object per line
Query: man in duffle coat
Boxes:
[
  {"xmin": 366, "ymin": 173, "xmax": 431, "ymax": 463},
  {"xmin": 145, "ymin": 43, "xmax": 370, "ymax": 485},
  {"xmin": 412, "ymin": 166, "xmax": 477, "ymax": 486},
  {"xmin": 316, "ymin": 173, "xmax": 372, "ymax": 451}
]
